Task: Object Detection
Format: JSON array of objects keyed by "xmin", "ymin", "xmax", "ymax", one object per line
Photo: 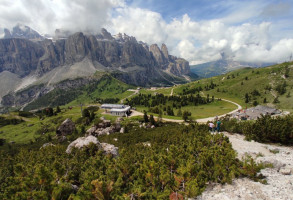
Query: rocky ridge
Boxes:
[{"xmin": 0, "ymin": 25, "xmax": 193, "ymax": 109}]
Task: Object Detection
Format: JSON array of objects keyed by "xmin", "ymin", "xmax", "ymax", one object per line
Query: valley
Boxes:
[{"xmin": 0, "ymin": 20, "xmax": 293, "ymax": 200}]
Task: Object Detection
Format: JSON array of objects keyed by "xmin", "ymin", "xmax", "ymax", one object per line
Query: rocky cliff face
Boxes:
[
  {"xmin": 0, "ymin": 26, "xmax": 192, "ymax": 108},
  {"xmin": 1, "ymin": 27, "xmax": 190, "ymax": 79},
  {"xmin": 0, "ymin": 38, "xmax": 45, "ymax": 77}
]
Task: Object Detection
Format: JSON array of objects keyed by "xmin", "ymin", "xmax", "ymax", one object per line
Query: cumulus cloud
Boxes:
[
  {"xmin": 110, "ymin": 7, "xmax": 293, "ymax": 64},
  {"xmin": 0, "ymin": 0, "xmax": 124, "ymax": 35},
  {"xmin": 110, "ymin": 7, "xmax": 168, "ymax": 45}
]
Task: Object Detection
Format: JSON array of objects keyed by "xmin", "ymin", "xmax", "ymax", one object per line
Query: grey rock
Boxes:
[
  {"xmin": 40, "ymin": 142, "xmax": 55, "ymax": 149},
  {"xmin": 86, "ymin": 126, "xmax": 97, "ymax": 135},
  {"xmin": 66, "ymin": 135, "xmax": 101, "ymax": 153},
  {"xmin": 57, "ymin": 118, "xmax": 75, "ymax": 136},
  {"xmin": 120, "ymin": 127, "xmax": 125, "ymax": 133},
  {"xmin": 101, "ymin": 142, "xmax": 119, "ymax": 157},
  {"xmin": 149, "ymin": 44, "xmax": 167, "ymax": 66},
  {"xmin": 66, "ymin": 135, "xmax": 118, "ymax": 157},
  {"xmin": 0, "ymin": 38, "xmax": 45, "ymax": 77}
]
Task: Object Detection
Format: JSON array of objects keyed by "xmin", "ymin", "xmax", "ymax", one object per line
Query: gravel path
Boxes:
[{"xmin": 196, "ymin": 132, "xmax": 293, "ymax": 200}]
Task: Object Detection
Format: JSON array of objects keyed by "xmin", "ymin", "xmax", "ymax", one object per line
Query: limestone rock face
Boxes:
[
  {"xmin": 0, "ymin": 38, "xmax": 45, "ymax": 77},
  {"xmin": 98, "ymin": 28, "xmax": 114, "ymax": 40},
  {"xmin": 149, "ymin": 44, "xmax": 167, "ymax": 66},
  {"xmin": 57, "ymin": 118, "xmax": 75, "ymax": 136},
  {"xmin": 173, "ymin": 58, "xmax": 190, "ymax": 76},
  {"xmin": 161, "ymin": 43, "xmax": 169, "ymax": 60}
]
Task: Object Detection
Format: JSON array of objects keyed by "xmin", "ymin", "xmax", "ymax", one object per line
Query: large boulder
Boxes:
[
  {"xmin": 66, "ymin": 136, "xmax": 118, "ymax": 157},
  {"xmin": 57, "ymin": 118, "xmax": 75, "ymax": 136},
  {"xmin": 66, "ymin": 135, "xmax": 101, "ymax": 153},
  {"xmin": 101, "ymin": 143, "xmax": 119, "ymax": 157}
]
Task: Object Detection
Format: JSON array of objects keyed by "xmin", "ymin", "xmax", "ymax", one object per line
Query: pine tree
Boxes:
[
  {"xmin": 182, "ymin": 111, "xmax": 189, "ymax": 121},
  {"xmin": 150, "ymin": 115, "xmax": 155, "ymax": 125},
  {"xmin": 82, "ymin": 108, "xmax": 90, "ymax": 118},
  {"xmin": 56, "ymin": 106, "xmax": 61, "ymax": 113},
  {"xmin": 144, "ymin": 111, "xmax": 149, "ymax": 122}
]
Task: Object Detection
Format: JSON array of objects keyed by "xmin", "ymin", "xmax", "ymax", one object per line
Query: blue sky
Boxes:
[
  {"xmin": 126, "ymin": 0, "xmax": 293, "ymax": 21},
  {"xmin": 1, "ymin": 0, "xmax": 293, "ymax": 64}
]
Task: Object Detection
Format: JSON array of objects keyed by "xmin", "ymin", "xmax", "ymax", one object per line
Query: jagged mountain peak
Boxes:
[
  {"xmin": 0, "ymin": 27, "xmax": 194, "ymax": 109},
  {"xmin": 4, "ymin": 24, "xmax": 44, "ymax": 40}
]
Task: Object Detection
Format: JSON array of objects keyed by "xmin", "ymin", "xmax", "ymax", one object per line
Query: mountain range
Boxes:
[
  {"xmin": 0, "ymin": 25, "xmax": 195, "ymax": 109},
  {"xmin": 190, "ymin": 53, "xmax": 274, "ymax": 78}
]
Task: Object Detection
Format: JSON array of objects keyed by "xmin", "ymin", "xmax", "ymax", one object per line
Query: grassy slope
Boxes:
[
  {"xmin": 136, "ymin": 99, "xmax": 237, "ymax": 120},
  {"xmin": 24, "ymin": 75, "xmax": 134, "ymax": 110},
  {"xmin": 173, "ymin": 62, "xmax": 293, "ymax": 111},
  {"xmin": 0, "ymin": 106, "xmax": 119, "ymax": 144},
  {"xmin": 67, "ymin": 76, "xmax": 134, "ymax": 106}
]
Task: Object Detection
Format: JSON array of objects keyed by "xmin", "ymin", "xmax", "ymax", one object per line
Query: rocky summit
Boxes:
[{"xmin": 0, "ymin": 25, "xmax": 194, "ymax": 108}]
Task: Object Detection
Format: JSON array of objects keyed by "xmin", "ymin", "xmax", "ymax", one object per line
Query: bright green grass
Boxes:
[
  {"xmin": 173, "ymin": 62, "xmax": 293, "ymax": 110},
  {"xmin": 139, "ymin": 87, "xmax": 172, "ymax": 96},
  {"xmin": 0, "ymin": 113, "xmax": 62, "ymax": 144},
  {"xmin": 0, "ymin": 105, "xmax": 120, "ymax": 144},
  {"xmin": 135, "ymin": 100, "xmax": 237, "ymax": 120},
  {"xmin": 67, "ymin": 77, "xmax": 134, "ymax": 106}
]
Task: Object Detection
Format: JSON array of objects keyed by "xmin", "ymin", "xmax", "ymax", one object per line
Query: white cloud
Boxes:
[
  {"xmin": 110, "ymin": 6, "xmax": 293, "ymax": 64},
  {"xmin": 0, "ymin": 0, "xmax": 124, "ymax": 35},
  {"xmin": 109, "ymin": 7, "xmax": 168, "ymax": 45}
]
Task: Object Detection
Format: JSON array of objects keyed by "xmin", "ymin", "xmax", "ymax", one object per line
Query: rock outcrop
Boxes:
[
  {"xmin": 86, "ymin": 119, "xmax": 122, "ymax": 136},
  {"xmin": 66, "ymin": 135, "xmax": 118, "ymax": 157},
  {"xmin": 66, "ymin": 135, "xmax": 101, "ymax": 153},
  {"xmin": 57, "ymin": 118, "xmax": 75, "ymax": 136}
]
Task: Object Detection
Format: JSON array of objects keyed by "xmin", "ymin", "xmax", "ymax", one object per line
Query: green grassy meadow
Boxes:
[{"xmin": 135, "ymin": 99, "xmax": 237, "ymax": 120}]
